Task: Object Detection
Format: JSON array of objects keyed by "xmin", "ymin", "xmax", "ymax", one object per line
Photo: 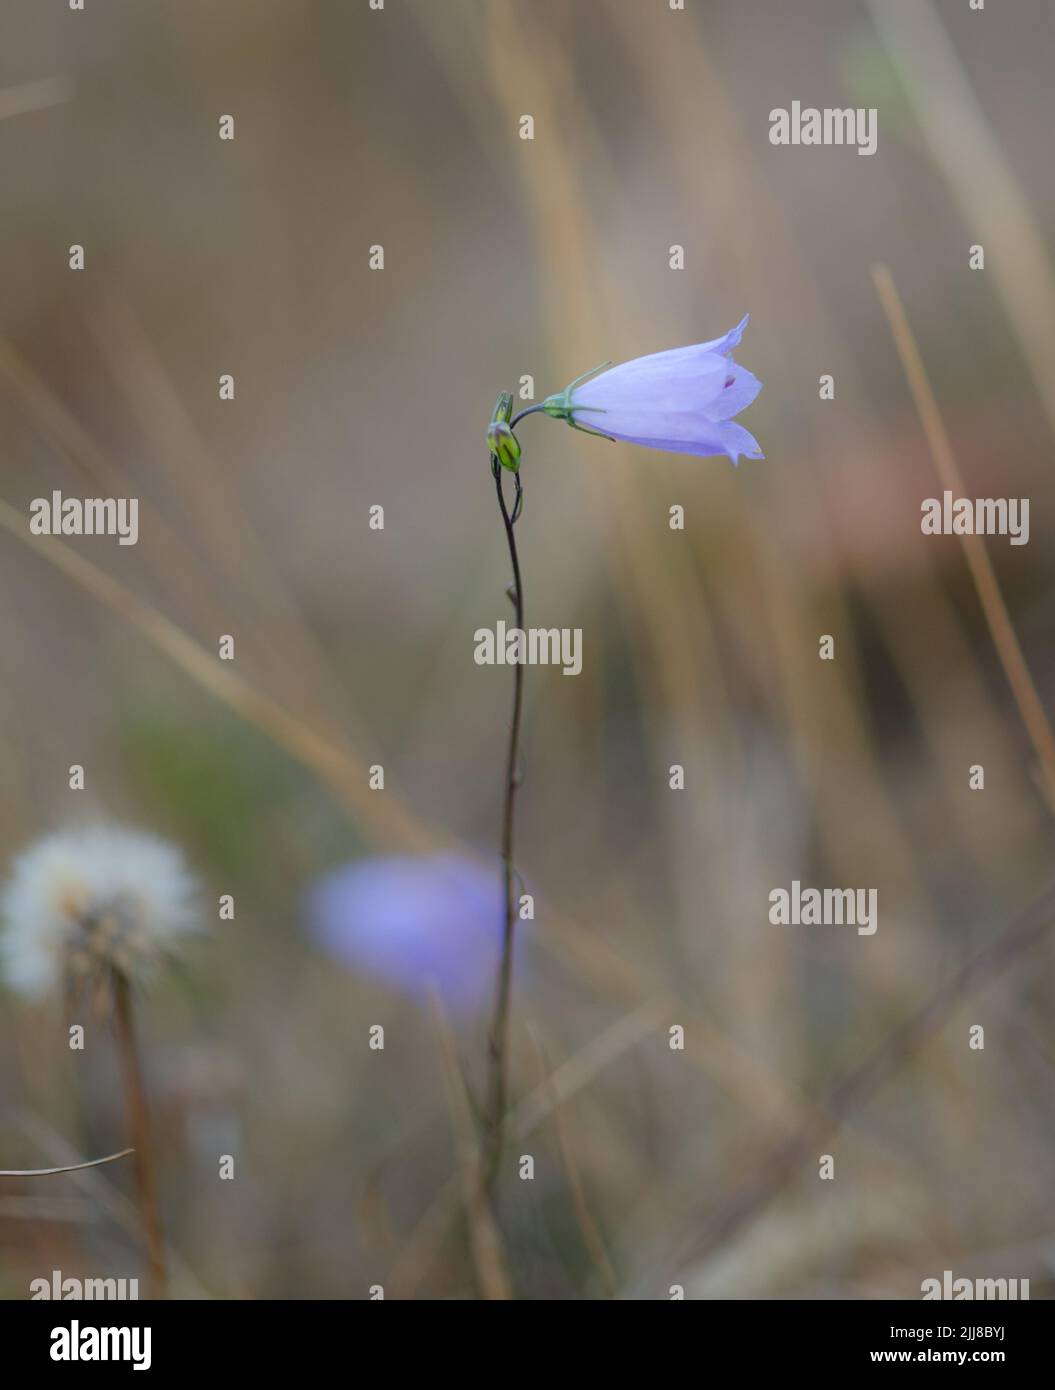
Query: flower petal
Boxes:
[
  {"xmin": 695, "ymin": 313, "xmax": 750, "ymax": 357},
  {"xmin": 305, "ymin": 853, "xmax": 512, "ymax": 1014},
  {"xmin": 571, "ymin": 348, "xmax": 728, "ymax": 417},
  {"xmin": 603, "ymin": 418, "xmax": 764, "ymax": 465},
  {"xmin": 558, "ymin": 316, "xmax": 762, "ymax": 462},
  {"xmin": 705, "ymin": 361, "xmax": 762, "ymax": 421}
]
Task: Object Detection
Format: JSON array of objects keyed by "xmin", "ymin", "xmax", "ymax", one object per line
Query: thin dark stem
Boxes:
[
  {"xmin": 112, "ymin": 974, "xmax": 167, "ymax": 1299},
  {"xmin": 510, "ymin": 403, "xmax": 548, "ymax": 432},
  {"xmin": 479, "ymin": 455, "xmax": 526, "ymax": 1197}
]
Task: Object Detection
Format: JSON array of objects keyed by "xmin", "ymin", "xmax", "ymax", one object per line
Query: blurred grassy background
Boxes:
[{"xmin": 1, "ymin": 0, "xmax": 1054, "ymax": 1299}]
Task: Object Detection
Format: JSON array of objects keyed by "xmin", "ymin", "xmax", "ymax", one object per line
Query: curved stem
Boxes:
[
  {"xmin": 510, "ymin": 403, "xmax": 548, "ymax": 432},
  {"xmin": 0, "ymin": 1149, "xmax": 134, "ymax": 1177},
  {"xmin": 479, "ymin": 454, "xmax": 527, "ymax": 1198}
]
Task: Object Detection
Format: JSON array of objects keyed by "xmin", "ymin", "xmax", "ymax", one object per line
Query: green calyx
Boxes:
[
  {"xmin": 541, "ymin": 360, "xmax": 617, "ymax": 442},
  {"xmin": 486, "ymin": 392, "xmax": 521, "ymax": 471}
]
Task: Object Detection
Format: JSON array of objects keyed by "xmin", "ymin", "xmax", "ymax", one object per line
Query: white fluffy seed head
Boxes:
[{"xmin": 0, "ymin": 825, "xmax": 200, "ymax": 997}]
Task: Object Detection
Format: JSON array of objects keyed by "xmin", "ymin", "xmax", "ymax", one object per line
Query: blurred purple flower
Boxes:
[
  {"xmin": 305, "ymin": 853, "xmax": 514, "ymax": 1014},
  {"xmin": 543, "ymin": 314, "xmax": 763, "ymax": 464}
]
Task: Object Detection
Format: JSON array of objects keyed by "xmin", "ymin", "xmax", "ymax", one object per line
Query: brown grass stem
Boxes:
[
  {"xmin": 873, "ymin": 264, "xmax": 1055, "ymax": 804},
  {"xmin": 112, "ymin": 975, "xmax": 167, "ymax": 1300}
]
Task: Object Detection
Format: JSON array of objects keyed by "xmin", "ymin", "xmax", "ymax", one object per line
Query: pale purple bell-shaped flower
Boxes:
[
  {"xmin": 305, "ymin": 853, "xmax": 515, "ymax": 1015},
  {"xmin": 542, "ymin": 314, "xmax": 763, "ymax": 464}
]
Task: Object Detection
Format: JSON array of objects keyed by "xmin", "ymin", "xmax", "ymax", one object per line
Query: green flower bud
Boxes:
[
  {"xmin": 487, "ymin": 392, "xmax": 520, "ymax": 470},
  {"xmin": 486, "ymin": 418, "xmax": 521, "ymax": 472}
]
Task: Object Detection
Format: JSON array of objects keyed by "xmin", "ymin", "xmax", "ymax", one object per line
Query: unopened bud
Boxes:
[
  {"xmin": 487, "ymin": 393, "xmax": 520, "ymax": 471},
  {"xmin": 486, "ymin": 418, "xmax": 521, "ymax": 472}
]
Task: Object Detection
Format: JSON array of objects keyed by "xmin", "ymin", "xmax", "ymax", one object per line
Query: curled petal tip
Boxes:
[{"xmin": 539, "ymin": 319, "xmax": 762, "ymax": 462}]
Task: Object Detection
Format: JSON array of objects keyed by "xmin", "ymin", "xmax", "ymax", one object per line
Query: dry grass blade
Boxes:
[
  {"xmin": 0, "ymin": 1147, "xmax": 133, "ymax": 1177},
  {"xmin": 428, "ymin": 991, "xmax": 511, "ymax": 1301},
  {"xmin": 872, "ymin": 264, "xmax": 1055, "ymax": 804},
  {"xmin": 668, "ymin": 877, "xmax": 1055, "ymax": 1279},
  {"xmin": 0, "ymin": 78, "xmax": 73, "ymax": 121},
  {"xmin": 12, "ymin": 1115, "xmax": 211, "ymax": 1297},
  {"xmin": 867, "ymin": 0, "xmax": 1055, "ymax": 445},
  {"xmin": 526, "ymin": 1024, "xmax": 618, "ymax": 1298},
  {"xmin": 0, "ymin": 494, "xmax": 432, "ymax": 851}
]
